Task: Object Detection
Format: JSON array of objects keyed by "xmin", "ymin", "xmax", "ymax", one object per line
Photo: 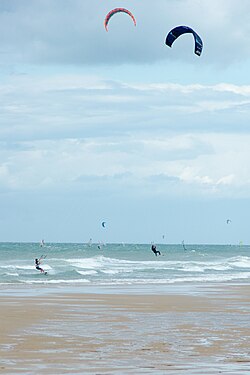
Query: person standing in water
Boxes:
[{"xmin": 151, "ymin": 244, "xmax": 161, "ymax": 256}]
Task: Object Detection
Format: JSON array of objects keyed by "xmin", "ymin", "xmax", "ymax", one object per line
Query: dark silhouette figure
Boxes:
[{"xmin": 151, "ymin": 244, "xmax": 161, "ymax": 256}]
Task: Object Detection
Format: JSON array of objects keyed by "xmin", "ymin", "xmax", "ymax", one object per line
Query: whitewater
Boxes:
[{"xmin": 0, "ymin": 242, "xmax": 249, "ymax": 288}]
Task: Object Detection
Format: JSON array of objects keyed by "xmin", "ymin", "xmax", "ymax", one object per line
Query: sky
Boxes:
[{"xmin": 1, "ymin": 0, "xmax": 250, "ymax": 244}]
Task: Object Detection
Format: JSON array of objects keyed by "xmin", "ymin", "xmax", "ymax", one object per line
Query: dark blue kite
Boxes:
[{"xmin": 165, "ymin": 26, "xmax": 203, "ymax": 56}]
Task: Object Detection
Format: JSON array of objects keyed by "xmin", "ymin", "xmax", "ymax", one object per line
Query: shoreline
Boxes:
[
  {"xmin": 0, "ymin": 280, "xmax": 250, "ymax": 299},
  {"xmin": 1, "ymin": 284, "xmax": 250, "ymax": 374}
]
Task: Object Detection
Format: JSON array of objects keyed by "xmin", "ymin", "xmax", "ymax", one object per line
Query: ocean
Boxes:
[{"xmin": 0, "ymin": 242, "xmax": 249, "ymax": 289}]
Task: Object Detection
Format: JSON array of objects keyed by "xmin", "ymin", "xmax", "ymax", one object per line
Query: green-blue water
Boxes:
[{"xmin": 0, "ymin": 242, "xmax": 249, "ymax": 287}]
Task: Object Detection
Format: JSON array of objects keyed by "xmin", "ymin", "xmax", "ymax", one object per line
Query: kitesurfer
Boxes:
[
  {"xmin": 151, "ymin": 244, "xmax": 161, "ymax": 256},
  {"xmin": 35, "ymin": 257, "xmax": 45, "ymax": 273}
]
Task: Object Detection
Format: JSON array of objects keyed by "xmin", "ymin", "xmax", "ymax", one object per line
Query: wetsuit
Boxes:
[
  {"xmin": 151, "ymin": 245, "xmax": 161, "ymax": 256},
  {"xmin": 35, "ymin": 259, "xmax": 44, "ymax": 272}
]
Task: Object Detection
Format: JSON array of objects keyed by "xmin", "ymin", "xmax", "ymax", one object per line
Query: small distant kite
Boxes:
[
  {"xmin": 104, "ymin": 8, "xmax": 136, "ymax": 32},
  {"xmin": 101, "ymin": 221, "xmax": 106, "ymax": 228},
  {"xmin": 165, "ymin": 25, "xmax": 203, "ymax": 56},
  {"xmin": 226, "ymin": 219, "xmax": 232, "ymax": 224}
]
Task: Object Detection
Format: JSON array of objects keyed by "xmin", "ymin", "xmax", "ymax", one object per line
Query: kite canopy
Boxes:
[
  {"xmin": 165, "ymin": 26, "xmax": 203, "ymax": 56},
  {"xmin": 101, "ymin": 221, "xmax": 106, "ymax": 228},
  {"xmin": 104, "ymin": 8, "xmax": 136, "ymax": 31}
]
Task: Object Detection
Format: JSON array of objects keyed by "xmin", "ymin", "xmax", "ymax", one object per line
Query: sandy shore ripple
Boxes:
[{"xmin": 0, "ymin": 285, "xmax": 250, "ymax": 374}]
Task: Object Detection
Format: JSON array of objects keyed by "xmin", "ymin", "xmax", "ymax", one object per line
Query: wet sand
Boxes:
[{"xmin": 0, "ymin": 285, "xmax": 250, "ymax": 374}]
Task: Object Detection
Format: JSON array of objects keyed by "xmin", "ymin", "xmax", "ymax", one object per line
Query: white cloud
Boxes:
[
  {"xmin": 216, "ymin": 175, "xmax": 235, "ymax": 186},
  {"xmin": 1, "ymin": 71, "xmax": 250, "ymax": 199},
  {"xmin": 214, "ymin": 83, "xmax": 250, "ymax": 96},
  {"xmin": 1, "ymin": 74, "xmax": 250, "ymax": 144},
  {"xmin": 0, "ymin": 132, "xmax": 250, "ymax": 200}
]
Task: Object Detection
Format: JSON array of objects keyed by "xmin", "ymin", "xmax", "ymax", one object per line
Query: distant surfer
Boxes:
[
  {"xmin": 35, "ymin": 256, "xmax": 47, "ymax": 274},
  {"xmin": 151, "ymin": 244, "xmax": 161, "ymax": 256},
  {"xmin": 40, "ymin": 239, "xmax": 45, "ymax": 247},
  {"xmin": 97, "ymin": 241, "xmax": 104, "ymax": 250},
  {"xmin": 182, "ymin": 240, "xmax": 187, "ymax": 251}
]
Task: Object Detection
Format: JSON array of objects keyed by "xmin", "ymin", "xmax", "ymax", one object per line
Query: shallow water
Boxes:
[{"xmin": 1, "ymin": 292, "xmax": 249, "ymax": 374}]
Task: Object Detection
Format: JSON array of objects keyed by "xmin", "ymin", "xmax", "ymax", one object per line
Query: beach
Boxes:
[{"xmin": 1, "ymin": 284, "xmax": 250, "ymax": 374}]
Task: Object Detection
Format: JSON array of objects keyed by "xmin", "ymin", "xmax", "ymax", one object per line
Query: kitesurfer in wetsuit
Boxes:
[
  {"xmin": 35, "ymin": 258, "xmax": 45, "ymax": 273},
  {"xmin": 151, "ymin": 244, "xmax": 161, "ymax": 256}
]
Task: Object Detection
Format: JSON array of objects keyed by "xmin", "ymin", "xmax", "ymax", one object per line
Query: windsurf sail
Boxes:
[{"xmin": 182, "ymin": 240, "xmax": 187, "ymax": 251}]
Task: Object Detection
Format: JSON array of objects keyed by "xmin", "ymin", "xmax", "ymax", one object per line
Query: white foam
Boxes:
[
  {"xmin": 77, "ymin": 270, "xmax": 97, "ymax": 276},
  {"xmin": 23, "ymin": 279, "xmax": 91, "ymax": 284},
  {"xmin": 101, "ymin": 269, "xmax": 120, "ymax": 275},
  {"xmin": 5, "ymin": 272, "xmax": 19, "ymax": 277},
  {"xmin": 229, "ymin": 256, "xmax": 250, "ymax": 268}
]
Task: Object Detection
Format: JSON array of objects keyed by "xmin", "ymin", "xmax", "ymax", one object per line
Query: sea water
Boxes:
[{"xmin": 0, "ymin": 242, "xmax": 249, "ymax": 288}]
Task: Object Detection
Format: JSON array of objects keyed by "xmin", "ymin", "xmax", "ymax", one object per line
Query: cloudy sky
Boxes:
[{"xmin": 1, "ymin": 0, "xmax": 250, "ymax": 244}]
